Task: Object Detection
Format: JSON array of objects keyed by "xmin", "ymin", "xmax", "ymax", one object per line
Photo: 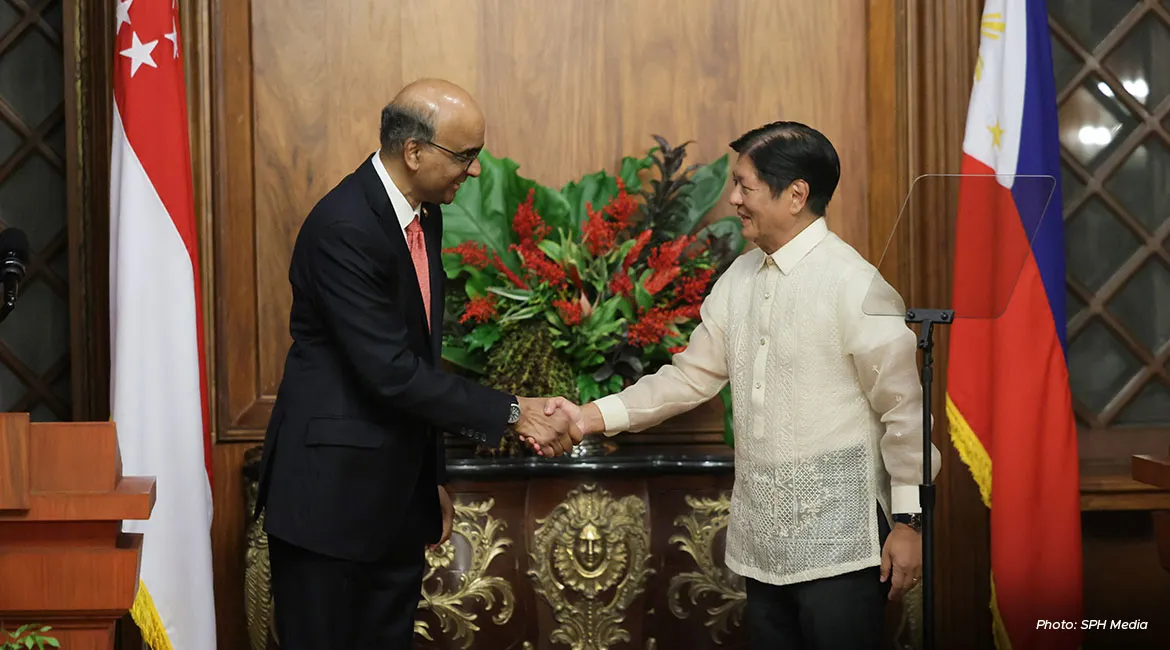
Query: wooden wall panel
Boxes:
[{"xmin": 210, "ymin": 0, "xmax": 870, "ymax": 440}]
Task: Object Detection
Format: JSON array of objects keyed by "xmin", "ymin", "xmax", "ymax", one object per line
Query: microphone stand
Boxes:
[
  {"xmin": 904, "ymin": 307, "xmax": 952, "ymax": 650},
  {"xmin": 0, "ymin": 289, "xmax": 15, "ymax": 324}
]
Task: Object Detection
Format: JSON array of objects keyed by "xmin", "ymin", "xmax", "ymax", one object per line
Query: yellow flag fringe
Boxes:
[
  {"xmin": 130, "ymin": 580, "xmax": 174, "ymax": 650},
  {"xmin": 947, "ymin": 394, "xmax": 1011, "ymax": 648}
]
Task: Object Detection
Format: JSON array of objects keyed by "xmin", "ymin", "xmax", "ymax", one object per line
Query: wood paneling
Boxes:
[
  {"xmin": 211, "ymin": 443, "xmax": 253, "ymax": 650},
  {"xmin": 206, "ymin": 0, "xmax": 871, "ymax": 441}
]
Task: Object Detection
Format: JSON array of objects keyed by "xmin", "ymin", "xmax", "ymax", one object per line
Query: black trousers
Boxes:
[
  {"xmin": 268, "ymin": 534, "xmax": 426, "ymax": 650},
  {"xmin": 268, "ymin": 486, "xmax": 434, "ymax": 650},
  {"xmin": 745, "ymin": 508, "xmax": 892, "ymax": 650}
]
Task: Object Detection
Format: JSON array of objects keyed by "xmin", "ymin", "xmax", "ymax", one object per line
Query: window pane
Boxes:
[
  {"xmin": 1048, "ymin": 0, "xmax": 1136, "ymax": 52},
  {"xmin": 1067, "ymin": 320, "xmax": 1142, "ymax": 414},
  {"xmin": 1103, "ymin": 15, "xmax": 1170, "ymax": 108},
  {"xmin": 1057, "ymin": 77, "xmax": 1138, "ymax": 169},
  {"xmin": 0, "ymin": 32, "xmax": 63, "ymax": 128},
  {"xmin": 1104, "ymin": 138, "xmax": 1170, "ymax": 233},
  {"xmin": 1115, "ymin": 380, "xmax": 1170, "ymax": 427},
  {"xmin": 1065, "ymin": 198, "xmax": 1141, "ymax": 291},
  {"xmin": 1108, "ymin": 261, "xmax": 1170, "ymax": 355},
  {"xmin": 1051, "ymin": 33, "xmax": 1081, "ymax": 92}
]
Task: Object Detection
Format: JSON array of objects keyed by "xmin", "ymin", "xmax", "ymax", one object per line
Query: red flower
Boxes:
[
  {"xmin": 511, "ymin": 189, "xmax": 550, "ymax": 243},
  {"xmin": 672, "ymin": 303, "xmax": 702, "ymax": 321},
  {"xmin": 554, "ymin": 298, "xmax": 583, "ymax": 326},
  {"xmin": 648, "ymin": 235, "xmax": 694, "ymax": 271},
  {"xmin": 627, "ymin": 307, "xmax": 677, "ymax": 347},
  {"xmin": 677, "ymin": 268, "xmax": 714, "ymax": 304},
  {"xmin": 668, "ymin": 345, "xmax": 687, "ymax": 355},
  {"xmin": 583, "ymin": 181, "xmax": 640, "ymax": 257},
  {"xmin": 443, "ymin": 241, "xmax": 488, "ymax": 269},
  {"xmin": 622, "ymin": 230, "xmax": 652, "ymax": 271},
  {"xmin": 491, "ymin": 252, "xmax": 528, "ymax": 289},
  {"xmin": 460, "ymin": 295, "xmax": 498, "ymax": 325},
  {"xmin": 644, "ymin": 266, "xmax": 681, "ymax": 295},
  {"xmin": 510, "ymin": 241, "xmax": 567, "ymax": 288},
  {"xmin": 609, "ymin": 272, "xmax": 634, "ymax": 297},
  {"xmin": 582, "ymin": 202, "xmax": 618, "ymax": 256}
]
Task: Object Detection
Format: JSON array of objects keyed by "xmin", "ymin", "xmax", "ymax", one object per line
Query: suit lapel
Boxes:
[{"xmin": 357, "ymin": 158, "xmax": 430, "ymax": 347}]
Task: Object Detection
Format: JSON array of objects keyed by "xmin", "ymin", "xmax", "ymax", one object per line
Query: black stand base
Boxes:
[{"xmin": 903, "ymin": 308, "xmax": 952, "ymax": 650}]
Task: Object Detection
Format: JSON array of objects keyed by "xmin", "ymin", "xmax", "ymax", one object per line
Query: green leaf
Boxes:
[
  {"xmin": 616, "ymin": 297, "xmax": 636, "ymax": 322},
  {"xmin": 441, "ymin": 345, "xmax": 486, "ymax": 375},
  {"xmin": 560, "ymin": 170, "xmax": 620, "ymax": 233},
  {"xmin": 499, "ymin": 304, "xmax": 543, "ymax": 323},
  {"xmin": 537, "ymin": 239, "xmax": 564, "ymax": 263},
  {"xmin": 634, "ymin": 284, "xmax": 653, "ymax": 311},
  {"xmin": 44, "ymin": 640, "xmax": 59, "ymax": 649},
  {"xmin": 618, "ymin": 152, "xmax": 656, "ymax": 194},
  {"xmin": 487, "ymin": 286, "xmax": 532, "ymax": 302},
  {"xmin": 464, "ymin": 323, "xmax": 502, "ymax": 351},
  {"xmin": 23, "ymin": 636, "xmax": 33, "ymax": 649},
  {"xmin": 696, "ymin": 215, "xmax": 746, "ymax": 253},
  {"xmin": 443, "ymin": 150, "xmax": 571, "ymax": 270},
  {"xmin": 673, "ymin": 154, "xmax": 730, "ymax": 236}
]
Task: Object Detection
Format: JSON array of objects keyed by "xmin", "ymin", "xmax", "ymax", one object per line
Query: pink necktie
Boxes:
[{"xmin": 405, "ymin": 215, "xmax": 431, "ymax": 330}]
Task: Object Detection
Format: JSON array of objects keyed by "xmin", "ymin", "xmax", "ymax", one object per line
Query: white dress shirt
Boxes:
[
  {"xmin": 372, "ymin": 150, "xmax": 419, "ymax": 233},
  {"xmin": 594, "ymin": 217, "xmax": 942, "ymax": 586}
]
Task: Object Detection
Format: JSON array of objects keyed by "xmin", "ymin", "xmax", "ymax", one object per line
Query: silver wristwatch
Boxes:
[{"xmin": 508, "ymin": 398, "xmax": 521, "ymax": 425}]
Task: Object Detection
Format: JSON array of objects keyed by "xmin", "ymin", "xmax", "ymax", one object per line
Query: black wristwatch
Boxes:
[
  {"xmin": 893, "ymin": 513, "xmax": 922, "ymax": 532},
  {"xmin": 507, "ymin": 397, "xmax": 522, "ymax": 425}
]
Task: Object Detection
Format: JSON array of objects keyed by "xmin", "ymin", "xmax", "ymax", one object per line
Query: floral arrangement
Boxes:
[{"xmin": 440, "ymin": 137, "xmax": 744, "ymax": 456}]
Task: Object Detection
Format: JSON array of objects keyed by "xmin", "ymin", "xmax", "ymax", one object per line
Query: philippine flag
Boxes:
[{"xmin": 946, "ymin": 1, "xmax": 1083, "ymax": 649}]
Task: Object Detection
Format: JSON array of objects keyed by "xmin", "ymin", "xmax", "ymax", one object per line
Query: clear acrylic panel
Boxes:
[{"xmin": 865, "ymin": 174, "xmax": 1055, "ymax": 319}]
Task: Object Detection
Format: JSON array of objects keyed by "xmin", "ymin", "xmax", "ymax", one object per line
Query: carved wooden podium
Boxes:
[
  {"xmin": 0, "ymin": 413, "xmax": 156, "ymax": 650},
  {"xmin": 1132, "ymin": 447, "xmax": 1170, "ymax": 574}
]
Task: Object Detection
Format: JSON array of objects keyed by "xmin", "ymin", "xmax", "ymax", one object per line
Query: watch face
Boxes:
[{"xmin": 509, "ymin": 402, "xmax": 522, "ymax": 423}]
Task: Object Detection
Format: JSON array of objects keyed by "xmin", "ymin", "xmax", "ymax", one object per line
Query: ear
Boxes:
[
  {"xmin": 788, "ymin": 180, "xmax": 810, "ymax": 215},
  {"xmin": 403, "ymin": 139, "xmax": 424, "ymax": 172}
]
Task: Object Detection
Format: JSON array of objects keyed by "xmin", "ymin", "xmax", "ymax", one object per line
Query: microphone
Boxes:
[{"xmin": 1, "ymin": 227, "xmax": 29, "ymax": 323}]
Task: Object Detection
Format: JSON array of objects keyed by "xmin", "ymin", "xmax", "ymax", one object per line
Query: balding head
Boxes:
[
  {"xmin": 379, "ymin": 79, "xmax": 484, "ymax": 155},
  {"xmin": 378, "ymin": 79, "xmax": 486, "ymax": 206}
]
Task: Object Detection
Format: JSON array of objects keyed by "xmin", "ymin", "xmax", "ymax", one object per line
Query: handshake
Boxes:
[{"xmin": 510, "ymin": 396, "xmax": 600, "ymax": 458}]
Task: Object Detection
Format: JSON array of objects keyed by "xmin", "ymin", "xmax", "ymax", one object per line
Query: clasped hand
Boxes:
[
  {"xmin": 513, "ymin": 396, "xmax": 594, "ymax": 457},
  {"xmin": 512, "ymin": 396, "xmax": 584, "ymax": 457}
]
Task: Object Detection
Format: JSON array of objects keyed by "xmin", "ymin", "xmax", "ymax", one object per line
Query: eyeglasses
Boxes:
[{"xmin": 425, "ymin": 141, "xmax": 480, "ymax": 171}]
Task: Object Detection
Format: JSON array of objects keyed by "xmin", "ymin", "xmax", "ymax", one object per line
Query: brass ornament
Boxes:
[
  {"xmin": 243, "ymin": 461, "xmax": 276, "ymax": 650},
  {"xmin": 414, "ymin": 498, "xmax": 516, "ymax": 649},
  {"xmin": 528, "ymin": 483, "xmax": 654, "ymax": 650},
  {"xmin": 666, "ymin": 493, "xmax": 746, "ymax": 643}
]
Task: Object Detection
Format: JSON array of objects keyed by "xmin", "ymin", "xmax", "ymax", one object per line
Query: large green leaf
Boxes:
[
  {"xmin": 559, "ymin": 153, "xmax": 654, "ymax": 233},
  {"xmin": 618, "ymin": 153, "xmax": 656, "ymax": 194},
  {"xmin": 672, "ymin": 153, "xmax": 730, "ymax": 236},
  {"xmin": 442, "ymin": 150, "xmax": 571, "ymax": 271}
]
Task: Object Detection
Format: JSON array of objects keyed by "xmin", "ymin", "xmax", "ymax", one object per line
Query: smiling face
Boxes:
[
  {"xmin": 409, "ymin": 107, "xmax": 485, "ymax": 205},
  {"xmin": 728, "ymin": 154, "xmax": 812, "ymax": 254}
]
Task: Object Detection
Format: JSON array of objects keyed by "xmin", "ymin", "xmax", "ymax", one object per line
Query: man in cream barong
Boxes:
[{"xmin": 539, "ymin": 121, "xmax": 941, "ymax": 650}]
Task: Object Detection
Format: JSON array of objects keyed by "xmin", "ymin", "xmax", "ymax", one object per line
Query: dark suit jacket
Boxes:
[{"xmin": 254, "ymin": 155, "xmax": 513, "ymax": 562}]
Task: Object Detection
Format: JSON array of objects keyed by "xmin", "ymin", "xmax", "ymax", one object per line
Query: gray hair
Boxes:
[{"xmin": 379, "ymin": 101, "xmax": 438, "ymax": 154}]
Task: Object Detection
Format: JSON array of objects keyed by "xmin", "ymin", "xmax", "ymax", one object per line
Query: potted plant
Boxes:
[
  {"xmin": 440, "ymin": 136, "xmax": 744, "ymax": 457},
  {"xmin": 1, "ymin": 624, "xmax": 59, "ymax": 649}
]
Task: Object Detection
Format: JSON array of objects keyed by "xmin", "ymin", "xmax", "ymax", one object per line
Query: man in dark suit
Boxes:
[{"xmin": 254, "ymin": 79, "xmax": 578, "ymax": 649}]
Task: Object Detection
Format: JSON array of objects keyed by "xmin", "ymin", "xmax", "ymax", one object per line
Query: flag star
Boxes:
[
  {"xmin": 165, "ymin": 19, "xmax": 180, "ymax": 58},
  {"xmin": 987, "ymin": 119, "xmax": 1005, "ymax": 150},
  {"xmin": 120, "ymin": 32, "xmax": 158, "ymax": 77},
  {"xmin": 115, "ymin": 0, "xmax": 133, "ymax": 35}
]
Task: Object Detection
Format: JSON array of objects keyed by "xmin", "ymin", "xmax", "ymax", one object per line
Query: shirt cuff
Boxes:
[
  {"xmin": 891, "ymin": 484, "xmax": 921, "ymax": 513},
  {"xmin": 593, "ymin": 394, "xmax": 629, "ymax": 436}
]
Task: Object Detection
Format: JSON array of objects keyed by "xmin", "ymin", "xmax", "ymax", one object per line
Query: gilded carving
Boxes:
[
  {"xmin": 414, "ymin": 498, "xmax": 516, "ymax": 649},
  {"xmin": 243, "ymin": 470, "xmax": 275, "ymax": 650},
  {"xmin": 892, "ymin": 581, "xmax": 924, "ymax": 650},
  {"xmin": 667, "ymin": 493, "xmax": 746, "ymax": 644},
  {"xmin": 528, "ymin": 483, "xmax": 654, "ymax": 650}
]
